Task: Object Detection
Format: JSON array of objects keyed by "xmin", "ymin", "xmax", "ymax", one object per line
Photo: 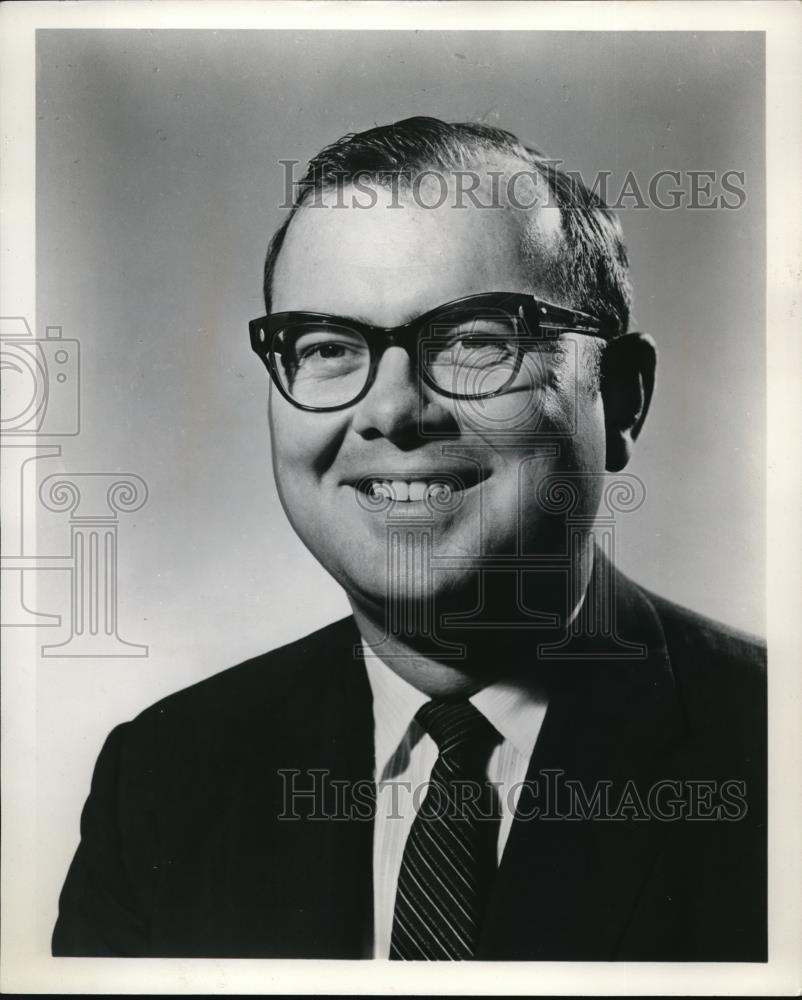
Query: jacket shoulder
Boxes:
[
  {"xmin": 133, "ymin": 615, "xmax": 359, "ymax": 727},
  {"xmin": 645, "ymin": 589, "xmax": 765, "ymax": 678},
  {"xmin": 639, "ymin": 587, "xmax": 766, "ymax": 763}
]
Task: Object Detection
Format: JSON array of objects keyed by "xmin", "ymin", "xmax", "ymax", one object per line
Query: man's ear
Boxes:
[{"xmin": 599, "ymin": 333, "xmax": 657, "ymax": 473}]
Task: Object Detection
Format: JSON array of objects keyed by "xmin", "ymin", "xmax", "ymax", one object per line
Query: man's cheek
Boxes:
[
  {"xmin": 453, "ymin": 392, "xmax": 550, "ymax": 439},
  {"xmin": 269, "ymin": 414, "xmax": 319, "ymax": 473}
]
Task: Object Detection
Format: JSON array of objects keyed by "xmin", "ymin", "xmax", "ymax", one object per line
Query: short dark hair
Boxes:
[{"xmin": 263, "ymin": 116, "xmax": 632, "ymax": 333}]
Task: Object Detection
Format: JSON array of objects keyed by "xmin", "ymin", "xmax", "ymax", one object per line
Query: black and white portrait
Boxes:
[{"xmin": 1, "ymin": 3, "xmax": 800, "ymax": 995}]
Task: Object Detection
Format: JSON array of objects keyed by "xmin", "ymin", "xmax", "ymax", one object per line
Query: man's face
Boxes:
[{"xmin": 268, "ymin": 175, "xmax": 607, "ymax": 617}]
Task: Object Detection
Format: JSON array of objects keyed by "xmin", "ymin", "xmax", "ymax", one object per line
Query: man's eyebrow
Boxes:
[
  {"xmin": 284, "ymin": 306, "xmax": 431, "ymax": 329},
  {"xmin": 283, "ymin": 296, "xmax": 503, "ymax": 328},
  {"xmin": 280, "ymin": 307, "xmax": 372, "ymax": 325}
]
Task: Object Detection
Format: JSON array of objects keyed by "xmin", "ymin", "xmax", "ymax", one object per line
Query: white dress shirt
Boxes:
[{"xmin": 363, "ymin": 645, "xmax": 549, "ymax": 959}]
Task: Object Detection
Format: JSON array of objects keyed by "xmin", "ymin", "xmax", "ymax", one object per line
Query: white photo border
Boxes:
[{"xmin": 1, "ymin": 1, "xmax": 800, "ymax": 995}]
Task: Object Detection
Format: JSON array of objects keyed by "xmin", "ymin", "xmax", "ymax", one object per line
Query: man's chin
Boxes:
[{"xmin": 338, "ymin": 567, "xmax": 481, "ymax": 621}]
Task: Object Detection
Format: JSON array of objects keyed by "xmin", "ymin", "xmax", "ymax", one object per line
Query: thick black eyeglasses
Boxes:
[{"xmin": 248, "ymin": 291, "xmax": 618, "ymax": 413}]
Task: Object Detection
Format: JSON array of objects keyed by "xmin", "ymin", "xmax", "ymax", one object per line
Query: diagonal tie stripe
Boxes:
[{"xmin": 389, "ymin": 699, "xmax": 501, "ymax": 961}]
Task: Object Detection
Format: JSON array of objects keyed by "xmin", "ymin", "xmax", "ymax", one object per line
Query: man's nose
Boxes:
[{"xmin": 350, "ymin": 346, "xmax": 451, "ymax": 444}]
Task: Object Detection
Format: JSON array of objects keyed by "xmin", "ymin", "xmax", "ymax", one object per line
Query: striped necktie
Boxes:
[{"xmin": 389, "ymin": 699, "xmax": 502, "ymax": 960}]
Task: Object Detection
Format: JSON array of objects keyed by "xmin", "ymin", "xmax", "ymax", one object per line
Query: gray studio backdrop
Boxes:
[{"xmin": 34, "ymin": 29, "xmax": 764, "ymax": 943}]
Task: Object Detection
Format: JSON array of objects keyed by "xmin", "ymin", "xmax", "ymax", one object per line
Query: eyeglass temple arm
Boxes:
[{"xmin": 533, "ymin": 300, "xmax": 618, "ymax": 337}]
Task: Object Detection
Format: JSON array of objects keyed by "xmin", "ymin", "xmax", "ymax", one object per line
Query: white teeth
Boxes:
[
  {"xmin": 392, "ymin": 481, "xmax": 410, "ymax": 502},
  {"xmin": 368, "ymin": 479, "xmax": 453, "ymax": 502}
]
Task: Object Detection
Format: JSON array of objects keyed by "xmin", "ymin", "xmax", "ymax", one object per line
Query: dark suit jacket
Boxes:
[{"xmin": 52, "ymin": 564, "xmax": 766, "ymax": 960}]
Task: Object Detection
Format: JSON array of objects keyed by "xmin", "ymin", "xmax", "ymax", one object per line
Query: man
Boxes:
[{"xmin": 53, "ymin": 117, "xmax": 766, "ymax": 961}]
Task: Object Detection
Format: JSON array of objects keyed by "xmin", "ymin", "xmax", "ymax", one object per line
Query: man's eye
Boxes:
[
  {"xmin": 447, "ymin": 335, "xmax": 517, "ymax": 365},
  {"xmin": 455, "ymin": 336, "xmax": 510, "ymax": 352},
  {"xmin": 288, "ymin": 335, "xmax": 369, "ymax": 382},
  {"xmin": 431, "ymin": 317, "xmax": 520, "ymax": 353},
  {"xmin": 298, "ymin": 342, "xmax": 353, "ymax": 361}
]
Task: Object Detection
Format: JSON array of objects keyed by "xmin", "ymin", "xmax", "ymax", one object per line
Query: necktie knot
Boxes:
[{"xmin": 415, "ymin": 699, "xmax": 499, "ymax": 766}]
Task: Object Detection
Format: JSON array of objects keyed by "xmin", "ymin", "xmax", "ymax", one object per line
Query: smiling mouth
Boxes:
[
  {"xmin": 368, "ymin": 479, "xmax": 451, "ymax": 503},
  {"xmin": 351, "ymin": 471, "xmax": 485, "ymax": 504}
]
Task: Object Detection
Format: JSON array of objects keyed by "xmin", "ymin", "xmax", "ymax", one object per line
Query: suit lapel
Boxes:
[
  {"xmin": 477, "ymin": 562, "xmax": 685, "ymax": 960},
  {"xmin": 214, "ymin": 618, "xmax": 376, "ymax": 957}
]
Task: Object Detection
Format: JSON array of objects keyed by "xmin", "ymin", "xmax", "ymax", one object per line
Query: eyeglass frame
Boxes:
[{"xmin": 248, "ymin": 291, "xmax": 620, "ymax": 413}]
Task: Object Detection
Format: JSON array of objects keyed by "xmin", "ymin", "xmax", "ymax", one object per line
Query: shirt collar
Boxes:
[
  {"xmin": 362, "ymin": 641, "xmax": 548, "ymax": 777},
  {"xmin": 470, "ymin": 678, "xmax": 547, "ymax": 761},
  {"xmin": 363, "ymin": 646, "xmax": 430, "ymax": 780}
]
